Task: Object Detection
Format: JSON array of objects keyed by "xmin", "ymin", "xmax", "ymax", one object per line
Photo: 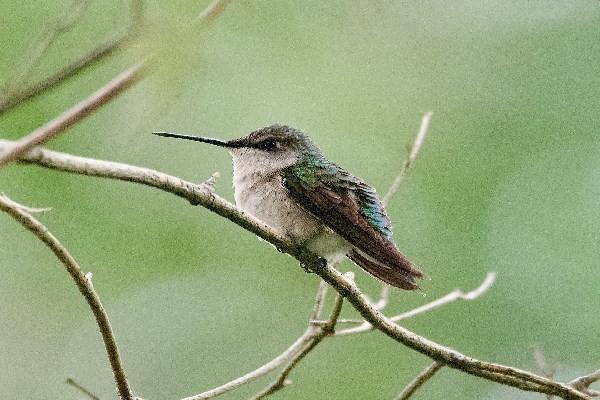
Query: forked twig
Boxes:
[
  {"xmin": 251, "ymin": 282, "xmax": 346, "ymax": 399},
  {"xmin": 186, "ymin": 277, "xmax": 338, "ymax": 399}
]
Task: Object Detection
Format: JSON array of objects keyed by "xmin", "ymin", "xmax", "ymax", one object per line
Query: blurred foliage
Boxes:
[{"xmin": 1, "ymin": 1, "xmax": 599, "ymax": 399}]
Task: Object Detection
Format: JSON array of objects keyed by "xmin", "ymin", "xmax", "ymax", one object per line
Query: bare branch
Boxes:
[
  {"xmin": 0, "ymin": 62, "xmax": 146, "ymax": 167},
  {"xmin": 65, "ymin": 378, "xmax": 100, "ymax": 400},
  {"xmin": 335, "ymin": 272, "xmax": 497, "ymax": 336},
  {"xmin": 0, "ymin": 194, "xmax": 133, "ymax": 400},
  {"xmin": 394, "ymin": 361, "xmax": 444, "ymax": 400},
  {"xmin": 1, "ymin": 143, "xmax": 594, "ymax": 400},
  {"xmin": 374, "ymin": 111, "xmax": 433, "ymax": 310},
  {"xmin": 382, "ymin": 111, "xmax": 433, "ymax": 207}
]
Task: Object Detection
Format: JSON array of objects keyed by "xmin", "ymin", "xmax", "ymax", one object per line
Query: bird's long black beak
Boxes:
[{"xmin": 152, "ymin": 132, "xmax": 239, "ymax": 148}]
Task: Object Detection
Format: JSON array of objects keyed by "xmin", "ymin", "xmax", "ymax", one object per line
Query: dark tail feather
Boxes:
[{"xmin": 348, "ymin": 249, "xmax": 420, "ymax": 290}]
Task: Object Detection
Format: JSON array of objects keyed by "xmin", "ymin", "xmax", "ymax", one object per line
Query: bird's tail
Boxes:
[{"xmin": 348, "ymin": 249, "xmax": 421, "ymax": 290}]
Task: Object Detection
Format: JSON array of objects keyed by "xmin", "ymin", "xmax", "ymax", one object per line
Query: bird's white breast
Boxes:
[
  {"xmin": 232, "ymin": 164, "xmax": 350, "ymax": 263},
  {"xmin": 233, "ymin": 168, "xmax": 319, "ymax": 240}
]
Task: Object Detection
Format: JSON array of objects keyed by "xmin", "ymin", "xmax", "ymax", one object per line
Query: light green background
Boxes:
[{"xmin": 1, "ymin": 1, "xmax": 598, "ymax": 399}]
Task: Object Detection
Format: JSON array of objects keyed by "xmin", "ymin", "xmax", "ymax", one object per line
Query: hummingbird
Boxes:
[{"xmin": 153, "ymin": 124, "xmax": 423, "ymax": 290}]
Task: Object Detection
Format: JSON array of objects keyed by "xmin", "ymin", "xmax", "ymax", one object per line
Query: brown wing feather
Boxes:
[
  {"xmin": 283, "ymin": 178, "xmax": 423, "ymax": 285},
  {"xmin": 348, "ymin": 249, "xmax": 418, "ymax": 290}
]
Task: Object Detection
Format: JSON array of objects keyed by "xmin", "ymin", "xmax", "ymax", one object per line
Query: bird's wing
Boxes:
[{"xmin": 282, "ymin": 162, "xmax": 422, "ymax": 287}]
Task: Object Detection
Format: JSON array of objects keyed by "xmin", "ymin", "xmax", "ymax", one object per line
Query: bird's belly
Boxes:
[
  {"xmin": 235, "ymin": 174, "xmax": 320, "ymax": 239},
  {"xmin": 234, "ymin": 173, "xmax": 350, "ymax": 261}
]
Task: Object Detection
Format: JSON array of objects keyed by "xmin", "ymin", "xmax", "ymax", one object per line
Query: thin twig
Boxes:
[
  {"xmin": 394, "ymin": 361, "xmax": 444, "ymax": 400},
  {"xmin": 310, "ymin": 279, "xmax": 329, "ymax": 321},
  {"xmin": 373, "ymin": 111, "xmax": 433, "ymax": 310},
  {"xmin": 130, "ymin": 0, "xmax": 145, "ymax": 33},
  {"xmin": 382, "ymin": 111, "xmax": 433, "ymax": 207},
  {"xmin": 1, "ymin": 143, "xmax": 594, "ymax": 400},
  {"xmin": 0, "ymin": 194, "xmax": 133, "ymax": 400},
  {"xmin": 335, "ymin": 272, "xmax": 497, "ymax": 336},
  {"xmin": 65, "ymin": 378, "xmax": 100, "ymax": 400}
]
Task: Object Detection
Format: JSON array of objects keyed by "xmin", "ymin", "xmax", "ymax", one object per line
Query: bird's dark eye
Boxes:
[{"xmin": 256, "ymin": 139, "xmax": 277, "ymax": 151}]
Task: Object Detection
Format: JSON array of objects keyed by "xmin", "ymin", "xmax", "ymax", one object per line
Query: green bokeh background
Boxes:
[{"xmin": 1, "ymin": 1, "xmax": 598, "ymax": 399}]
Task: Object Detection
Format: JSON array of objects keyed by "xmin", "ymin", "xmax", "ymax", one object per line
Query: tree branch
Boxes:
[
  {"xmin": 0, "ymin": 192, "xmax": 52, "ymax": 213},
  {"xmin": 0, "ymin": 194, "xmax": 133, "ymax": 400},
  {"xmin": 382, "ymin": 111, "xmax": 433, "ymax": 207},
  {"xmin": 181, "ymin": 331, "xmax": 315, "ymax": 400},
  {"xmin": 0, "ymin": 33, "xmax": 133, "ymax": 116},
  {"xmin": 394, "ymin": 361, "xmax": 444, "ymax": 400},
  {"xmin": 2, "ymin": 142, "xmax": 594, "ymax": 400}
]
